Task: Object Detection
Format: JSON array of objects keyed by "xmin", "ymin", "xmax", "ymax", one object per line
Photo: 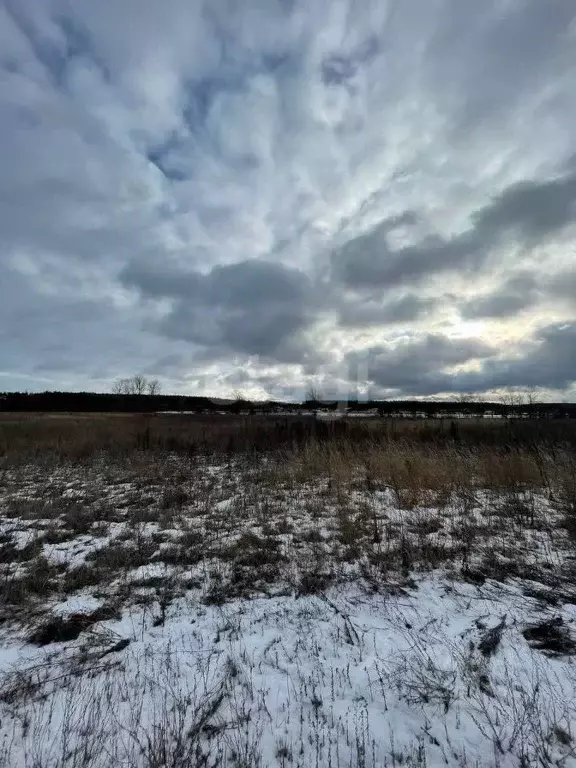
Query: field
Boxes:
[{"xmin": 0, "ymin": 412, "xmax": 576, "ymax": 767}]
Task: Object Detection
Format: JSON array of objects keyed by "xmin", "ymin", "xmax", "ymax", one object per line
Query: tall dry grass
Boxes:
[{"xmin": 1, "ymin": 413, "xmax": 575, "ymax": 523}]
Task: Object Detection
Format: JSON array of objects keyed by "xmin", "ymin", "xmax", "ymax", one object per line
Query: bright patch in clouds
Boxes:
[{"xmin": 1, "ymin": 0, "xmax": 576, "ymax": 399}]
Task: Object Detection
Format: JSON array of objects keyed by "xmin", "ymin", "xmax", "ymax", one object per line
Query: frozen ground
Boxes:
[{"xmin": 0, "ymin": 454, "xmax": 575, "ymax": 767}]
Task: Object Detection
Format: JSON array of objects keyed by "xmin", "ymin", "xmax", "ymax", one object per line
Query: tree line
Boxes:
[{"xmin": 1, "ymin": 390, "xmax": 575, "ymax": 418}]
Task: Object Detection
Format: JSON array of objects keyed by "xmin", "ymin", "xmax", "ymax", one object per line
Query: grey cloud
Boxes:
[
  {"xmin": 461, "ymin": 273, "xmax": 541, "ymax": 320},
  {"xmin": 338, "ymin": 293, "xmax": 438, "ymax": 328},
  {"xmin": 321, "ymin": 35, "xmax": 380, "ymax": 85},
  {"xmin": 331, "ymin": 226, "xmax": 478, "ymax": 291},
  {"xmin": 443, "ymin": 323, "xmax": 576, "ymax": 394},
  {"xmin": 204, "ymin": 260, "xmax": 306, "ymax": 309},
  {"xmin": 120, "ymin": 260, "xmax": 200, "ymax": 299},
  {"xmin": 472, "ymin": 174, "xmax": 576, "ymax": 245},
  {"xmin": 357, "ymin": 334, "xmax": 495, "ymax": 394},
  {"xmin": 460, "ymin": 267, "xmax": 576, "ymax": 321},
  {"xmin": 0, "ymin": 265, "xmax": 180, "ymax": 388},
  {"xmin": 360, "ymin": 322, "xmax": 576, "ymax": 397},
  {"xmin": 2, "ymin": 1, "xmax": 107, "ymax": 88},
  {"xmin": 426, "ymin": 0, "xmax": 576, "ymax": 139},
  {"xmin": 147, "ymin": 140, "xmax": 190, "ymax": 181},
  {"xmin": 122, "ymin": 258, "xmax": 317, "ymax": 363},
  {"xmin": 458, "ymin": 267, "xmax": 576, "ymax": 321},
  {"xmin": 332, "ymin": 169, "xmax": 576, "ymax": 292},
  {"xmin": 547, "ymin": 269, "xmax": 576, "ymax": 309}
]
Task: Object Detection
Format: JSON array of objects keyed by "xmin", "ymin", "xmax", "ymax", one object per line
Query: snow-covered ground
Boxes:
[
  {"xmin": 1, "ymin": 577, "xmax": 575, "ymax": 767},
  {"xmin": 0, "ymin": 454, "xmax": 575, "ymax": 767}
]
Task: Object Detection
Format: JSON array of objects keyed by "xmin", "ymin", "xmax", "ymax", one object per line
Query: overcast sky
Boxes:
[{"xmin": 1, "ymin": 0, "xmax": 576, "ymax": 401}]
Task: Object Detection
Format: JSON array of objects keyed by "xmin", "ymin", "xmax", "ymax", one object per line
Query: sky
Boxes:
[{"xmin": 1, "ymin": 0, "xmax": 576, "ymax": 402}]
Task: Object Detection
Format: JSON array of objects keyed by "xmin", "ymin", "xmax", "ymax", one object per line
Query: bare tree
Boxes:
[
  {"xmin": 112, "ymin": 378, "xmax": 128, "ymax": 395},
  {"xmin": 498, "ymin": 386, "xmax": 531, "ymax": 417},
  {"xmin": 525, "ymin": 386, "xmax": 545, "ymax": 407},
  {"xmin": 112, "ymin": 375, "xmax": 159, "ymax": 395},
  {"xmin": 499, "ymin": 387, "xmax": 516, "ymax": 406},
  {"xmin": 131, "ymin": 374, "xmax": 148, "ymax": 395},
  {"xmin": 146, "ymin": 378, "xmax": 161, "ymax": 395},
  {"xmin": 306, "ymin": 384, "xmax": 323, "ymax": 406},
  {"xmin": 524, "ymin": 386, "xmax": 546, "ymax": 418},
  {"xmin": 499, "ymin": 387, "xmax": 545, "ymax": 415},
  {"xmin": 456, "ymin": 392, "xmax": 476, "ymax": 405}
]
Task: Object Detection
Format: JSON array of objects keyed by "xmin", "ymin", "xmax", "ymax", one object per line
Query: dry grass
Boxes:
[
  {"xmin": 0, "ymin": 426, "xmax": 575, "ymax": 607},
  {"xmin": 0, "ymin": 413, "xmax": 575, "ymax": 640},
  {"xmin": 1, "ymin": 411, "xmax": 575, "ymax": 465}
]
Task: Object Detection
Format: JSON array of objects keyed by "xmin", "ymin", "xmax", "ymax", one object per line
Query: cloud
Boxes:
[
  {"xmin": 357, "ymin": 334, "xmax": 496, "ymax": 395},
  {"xmin": 331, "ymin": 168, "xmax": 576, "ymax": 292},
  {"xmin": 457, "ymin": 266, "xmax": 576, "ymax": 322},
  {"xmin": 427, "ymin": 0, "xmax": 576, "ymax": 139},
  {"xmin": 547, "ymin": 269, "xmax": 576, "ymax": 310},
  {"xmin": 471, "ymin": 173, "xmax": 576, "ymax": 245},
  {"xmin": 338, "ymin": 293, "xmax": 439, "ymax": 328},
  {"xmin": 1, "ymin": 0, "xmax": 576, "ymax": 398},
  {"xmin": 443, "ymin": 323, "xmax": 576, "ymax": 394},
  {"xmin": 460, "ymin": 272, "xmax": 541, "ymax": 320},
  {"xmin": 352, "ymin": 323, "xmax": 576, "ymax": 398},
  {"xmin": 122, "ymin": 258, "xmax": 317, "ymax": 363}
]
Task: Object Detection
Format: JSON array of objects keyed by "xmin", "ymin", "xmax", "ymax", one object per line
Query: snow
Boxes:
[
  {"xmin": 215, "ymin": 496, "xmax": 235, "ymax": 511},
  {"xmin": 0, "ymin": 575, "xmax": 575, "ymax": 767},
  {"xmin": 126, "ymin": 562, "xmax": 176, "ymax": 582},
  {"xmin": 42, "ymin": 524, "xmax": 131, "ymax": 565},
  {"xmin": 51, "ymin": 595, "xmax": 103, "ymax": 616},
  {"xmin": 1, "ymin": 457, "xmax": 576, "ymax": 766}
]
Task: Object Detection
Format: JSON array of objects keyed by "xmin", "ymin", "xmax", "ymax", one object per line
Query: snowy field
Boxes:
[{"xmin": 0, "ymin": 437, "xmax": 575, "ymax": 767}]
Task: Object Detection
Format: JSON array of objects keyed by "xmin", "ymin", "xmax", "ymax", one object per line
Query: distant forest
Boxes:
[{"xmin": 1, "ymin": 391, "xmax": 575, "ymax": 418}]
